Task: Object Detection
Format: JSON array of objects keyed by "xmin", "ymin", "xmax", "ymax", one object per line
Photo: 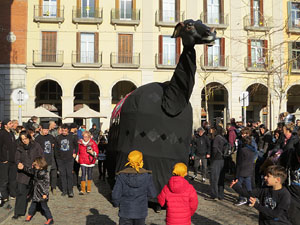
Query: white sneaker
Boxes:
[
  {"xmin": 191, "ymin": 175, "xmax": 197, "ymax": 180},
  {"xmin": 234, "ymin": 199, "xmax": 247, "ymax": 206}
]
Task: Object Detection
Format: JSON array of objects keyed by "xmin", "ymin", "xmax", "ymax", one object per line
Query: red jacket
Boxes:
[
  {"xmin": 157, "ymin": 176, "xmax": 198, "ymax": 225},
  {"xmin": 77, "ymin": 139, "xmax": 99, "ymax": 165}
]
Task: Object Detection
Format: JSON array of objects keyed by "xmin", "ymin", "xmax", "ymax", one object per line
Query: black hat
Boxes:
[
  {"xmin": 41, "ymin": 123, "xmax": 49, "ymax": 129},
  {"xmin": 70, "ymin": 123, "xmax": 77, "ymax": 129},
  {"xmin": 2, "ymin": 119, "xmax": 11, "ymax": 126}
]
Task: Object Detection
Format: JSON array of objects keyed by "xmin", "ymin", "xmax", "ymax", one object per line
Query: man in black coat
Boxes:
[
  {"xmin": 191, "ymin": 127, "xmax": 210, "ymax": 181},
  {"xmin": 0, "ymin": 119, "xmax": 17, "ymax": 204}
]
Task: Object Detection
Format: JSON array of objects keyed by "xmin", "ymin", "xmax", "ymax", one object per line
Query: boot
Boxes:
[
  {"xmin": 87, "ymin": 180, "xmax": 92, "ymax": 193},
  {"xmin": 79, "ymin": 181, "xmax": 86, "ymax": 195}
]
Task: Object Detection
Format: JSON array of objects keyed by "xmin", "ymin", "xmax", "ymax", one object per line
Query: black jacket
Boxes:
[
  {"xmin": 258, "ymin": 130, "xmax": 273, "ymax": 154},
  {"xmin": 55, "ymin": 133, "xmax": 77, "ymax": 161},
  {"xmin": 112, "ymin": 167, "xmax": 157, "ymax": 219},
  {"xmin": 236, "ymin": 144, "xmax": 255, "ymax": 178},
  {"xmin": 279, "ymin": 134, "xmax": 299, "ymax": 169},
  {"xmin": 212, "ymin": 135, "xmax": 227, "ymax": 161},
  {"xmin": 15, "ymin": 142, "xmax": 43, "ymax": 185},
  {"xmin": 23, "ymin": 167, "xmax": 49, "ymax": 202},
  {"xmin": 0, "ymin": 129, "xmax": 16, "ymax": 163},
  {"xmin": 192, "ymin": 134, "xmax": 211, "ymax": 157}
]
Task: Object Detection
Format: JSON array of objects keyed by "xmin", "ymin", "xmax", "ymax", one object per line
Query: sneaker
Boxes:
[
  {"xmin": 202, "ymin": 178, "xmax": 206, "ymax": 182},
  {"xmin": 154, "ymin": 205, "xmax": 161, "ymax": 213},
  {"xmin": 68, "ymin": 192, "xmax": 74, "ymax": 198},
  {"xmin": 25, "ymin": 215, "xmax": 32, "ymax": 222},
  {"xmin": 234, "ymin": 199, "xmax": 247, "ymax": 206},
  {"xmin": 12, "ymin": 215, "xmax": 20, "ymax": 220},
  {"xmin": 191, "ymin": 175, "xmax": 197, "ymax": 180},
  {"xmin": 44, "ymin": 218, "xmax": 54, "ymax": 225},
  {"xmin": 10, "ymin": 196, "xmax": 15, "ymax": 200},
  {"xmin": 79, "ymin": 191, "xmax": 84, "ymax": 195},
  {"xmin": 51, "ymin": 188, "xmax": 56, "ymax": 196},
  {"xmin": 61, "ymin": 192, "xmax": 67, "ymax": 197}
]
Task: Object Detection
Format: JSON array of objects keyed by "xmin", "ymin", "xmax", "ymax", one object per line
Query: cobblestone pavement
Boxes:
[{"xmin": 2, "ymin": 169, "xmax": 258, "ymax": 225}]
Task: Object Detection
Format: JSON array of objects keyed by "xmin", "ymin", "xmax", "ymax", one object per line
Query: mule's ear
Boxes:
[{"xmin": 172, "ymin": 22, "xmax": 184, "ymax": 38}]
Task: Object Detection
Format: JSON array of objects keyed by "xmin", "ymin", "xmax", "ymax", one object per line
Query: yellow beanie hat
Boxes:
[
  {"xmin": 172, "ymin": 163, "xmax": 187, "ymax": 177},
  {"xmin": 125, "ymin": 150, "xmax": 144, "ymax": 172}
]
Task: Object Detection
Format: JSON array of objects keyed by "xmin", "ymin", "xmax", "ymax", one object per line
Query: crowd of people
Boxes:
[
  {"xmin": 191, "ymin": 118, "xmax": 300, "ymax": 224},
  {"xmin": 0, "ymin": 117, "xmax": 108, "ymax": 225}
]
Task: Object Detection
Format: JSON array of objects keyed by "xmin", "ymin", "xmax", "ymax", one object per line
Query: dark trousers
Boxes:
[
  {"xmin": 193, "ymin": 156, "xmax": 207, "ymax": 179},
  {"xmin": 14, "ymin": 182, "xmax": 30, "ymax": 216},
  {"xmin": 81, "ymin": 166, "xmax": 93, "ymax": 181},
  {"xmin": 47, "ymin": 166, "xmax": 57, "ymax": 189},
  {"xmin": 98, "ymin": 160, "xmax": 106, "ymax": 179},
  {"xmin": 57, "ymin": 159, "xmax": 73, "ymax": 194},
  {"xmin": 237, "ymin": 176, "xmax": 252, "ymax": 201},
  {"xmin": 73, "ymin": 160, "xmax": 80, "ymax": 187},
  {"xmin": 0, "ymin": 162, "xmax": 9, "ymax": 200},
  {"xmin": 210, "ymin": 159, "xmax": 225, "ymax": 199},
  {"xmin": 119, "ymin": 217, "xmax": 145, "ymax": 225},
  {"xmin": 8, "ymin": 162, "xmax": 17, "ymax": 198},
  {"xmin": 28, "ymin": 201, "xmax": 52, "ymax": 220}
]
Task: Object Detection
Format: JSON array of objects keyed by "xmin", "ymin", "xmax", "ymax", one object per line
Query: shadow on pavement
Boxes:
[
  {"xmin": 92, "ymin": 167, "xmax": 113, "ymax": 204},
  {"xmin": 192, "ymin": 213, "xmax": 222, "ymax": 225},
  {"xmin": 86, "ymin": 208, "xmax": 116, "ymax": 225}
]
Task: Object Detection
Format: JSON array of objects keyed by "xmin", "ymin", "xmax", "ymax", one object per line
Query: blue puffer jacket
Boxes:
[{"xmin": 112, "ymin": 167, "xmax": 157, "ymax": 219}]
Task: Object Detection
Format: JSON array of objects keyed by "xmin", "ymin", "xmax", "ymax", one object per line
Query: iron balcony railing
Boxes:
[
  {"xmin": 111, "ymin": 8, "xmax": 140, "ymax": 25},
  {"xmin": 72, "ymin": 7, "xmax": 103, "ymax": 24},
  {"xmin": 155, "ymin": 53, "xmax": 179, "ymax": 69},
  {"xmin": 200, "ymin": 54, "xmax": 229, "ymax": 71},
  {"xmin": 34, "ymin": 5, "xmax": 64, "ymax": 23},
  {"xmin": 244, "ymin": 57, "xmax": 267, "ymax": 72},
  {"xmin": 243, "ymin": 15, "xmax": 273, "ymax": 31},
  {"xmin": 155, "ymin": 10, "xmax": 185, "ymax": 27},
  {"xmin": 33, "ymin": 50, "xmax": 64, "ymax": 67},
  {"xmin": 200, "ymin": 12, "xmax": 229, "ymax": 29},
  {"xmin": 111, "ymin": 53, "xmax": 140, "ymax": 68},
  {"xmin": 72, "ymin": 51, "xmax": 102, "ymax": 67}
]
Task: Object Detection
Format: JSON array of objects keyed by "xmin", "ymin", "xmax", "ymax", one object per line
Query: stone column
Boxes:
[
  {"xmin": 61, "ymin": 96, "xmax": 75, "ymax": 123},
  {"xmin": 99, "ymin": 96, "xmax": 112, "ymax": 131}
]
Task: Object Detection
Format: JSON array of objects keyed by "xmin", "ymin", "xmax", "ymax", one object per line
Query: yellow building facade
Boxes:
[{"xmin": 23, "ymin": 0, "xmax": 300, "ymax": 130}]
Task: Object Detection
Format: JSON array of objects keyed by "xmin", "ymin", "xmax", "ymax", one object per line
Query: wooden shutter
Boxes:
[
  {"xmin": 159, "ymin": 35, "xmax": 163, "ymax": 64},
  {"xmin": 250, "ymin": 0, "xmax": 254, "ymax": 26},
  {"xmin": 118, "ymin": 34, "xmax": 133, "ymax": 64},
  {"xmin": 220, "ymin": 38, "xmax": 225, "ymax": 67},
  {"xmin": 259, "ymin": 0, "xmax": 264, "ymax": 26},
  {"xmin": 175, "ymin": 0, "xmax": 180, "ymax": 22},
  {"xmin": 76, "ymin": 32, "xmax": 81, "ymax": 63},
  {"xmin": 220, "ymin": 0, "xmax": 224, "ymax": 24},
  {"xmin": 39, "ymin": 0, "xmax": 43, "ymax": 17},
  {"xmin": 77, "ymin": 0, "xmax": 81, "ymax": 18},
  {"xmin": 288, "ymin": 1, "xmax": 292, "ymax": 29},
  {"xmin": 95, "ymin": 0, "xmax": 99, "ymax": 17},
  {"xmin": 159, "ymin": 0, "xmax": 163, "ymax": 21},
  {"xmin": 57, "ymin": 0, "xmax": 60, "ymax": 18},
  {"xmin": 288, "ymin": 42, "xmax": 293, "ymax": 71},
  {"xmin": 42, "ymin": 32, "xmax": 57, "ymax": 62},
  {"xmin": 204, "ymin": 45, "xmax": 208, "ymax": 66},
  {"xmin": 176, "ymin": 37, "xmax": 181, "ymax": 63},
  {"xmin": 94, "ymin": 33, "xmax": 99, "ymax": 63},
  {"xmin": 132, "ymin": 0, "xmax": 136, "ymax": 20},
  {"xmin": 203, "ymin": 0, "xmax": 207, "ymax": 23},
  {"xmin": 263, "ymin": 40, "xmax": 268, "ymax": 66},
  {"xmin": 115, "ymin": 0, "xmax": 120, "ymax": 19},
  {"xmin": 247, "ymin": 39, "xmax": 252, "ymax": 67}
]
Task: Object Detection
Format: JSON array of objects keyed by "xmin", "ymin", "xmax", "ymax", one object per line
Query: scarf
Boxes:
[
  {"xmin": 172, "ymin": 163, "xmax": 187, "ymax": 177},
  {"xmin": 125, "ymin": 150, "xmax": 144, "ymax": 172}
]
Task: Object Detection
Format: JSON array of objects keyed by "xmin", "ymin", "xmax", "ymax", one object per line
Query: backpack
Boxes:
[{"xmin": 217, "ymin": 135, "xmax": 232, "ymax": 158}]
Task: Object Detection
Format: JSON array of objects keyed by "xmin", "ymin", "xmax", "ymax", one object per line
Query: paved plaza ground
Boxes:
[{"xmin": 1, "ymin": 169, "xmax": 258, "ymax": 225}]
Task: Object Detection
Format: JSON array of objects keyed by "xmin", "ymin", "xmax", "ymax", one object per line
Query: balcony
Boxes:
[
  {"xmin": 33, "ymin": 5, "xmax": 64, "ymax": 23},
  {"xmin": 155, "ymin": 54, "xmax": 179, "ymax": 69},
  {"xmin": 33, "ymin": 50, "xmax": 64, "ymax": 67},
  {"xmin": 155, "ymin": 10, "xmax": 185, "ymax": 27},
  {"xmin": 244, "ymin": 57, "xmax": 267, "ymax": 72},
  {"xmin": 200, "ymin": 13, "xmax": 229, "ymax": 29},
  {"xmin": 111, "ymin": 53, "xmax": 140, "ymax": 68},
  {"xmin": 200, "ymin": 55, "xmax": 229, "ymax": 71},
  {"xmin": 72, "ymin": 7, "xmax": 103, "ymax": 25},
  {"xmin": 243, "ymin": 15, "xmax": 273, "ymax": 32},
  {"xmin": 72, "ymin": 51, "xmax": 102, "ymax": 68},
  {"xmin": 111, "ymin": 9, "xmax": 140, "ymax": 26}
]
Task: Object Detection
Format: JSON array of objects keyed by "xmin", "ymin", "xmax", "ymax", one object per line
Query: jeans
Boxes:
[
  {"xmin": 81, "ymin": 166, "xmax": 93, "ymax": 181},
  {"xmin": 14, "ymin": 183, "xmax": 30, "ymax": 216},
  {"xmin": 210, "ymin": 159, "xmax": 225, "ymax": 199},
  {"xmin": 193, "ymin": 156, "xmax": 207, "ymax": 179},
  {"xmin": 237, "ymin": 176, "xmax": 252, "ymax": 201},
  {"xmin": 119, "ymin": 217, "xmax": 145, "ymax": 225},
  {"xmin": 28, "ymin": 201, "xmax": 52, "ymax": 219},
  {"xmin": 57, "ymin": 159, "xmax": 73, "ymax": 194}
]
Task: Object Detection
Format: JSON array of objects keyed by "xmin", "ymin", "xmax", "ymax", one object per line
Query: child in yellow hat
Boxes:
[
  {"xmin": 112, "ymin": 150, "xmax": 157, "ymax": 225},
  {"xmin": 157, "ymin": 162, "xmax": 198, "ymax": 225}
]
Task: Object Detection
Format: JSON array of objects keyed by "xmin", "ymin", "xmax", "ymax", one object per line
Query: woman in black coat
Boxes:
[{"xmin": 12, "ymin": 131, "xmax": 43, "ymax": 219}]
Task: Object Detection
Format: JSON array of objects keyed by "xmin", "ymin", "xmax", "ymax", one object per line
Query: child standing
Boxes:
[
  {"xmin": 157, "ymin": 163, "xmax": 198, "ymax": 225},
  {"xmin": 231, "ymin": 165, "xmax": 291, "ymax": 225},
  {"xmin": 18, "ymin": 157, "xmax": 54, "ymax": 225},
  {"xmin": 112, "ymin": 150, "xmax": 156, "ymax": 225}
]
